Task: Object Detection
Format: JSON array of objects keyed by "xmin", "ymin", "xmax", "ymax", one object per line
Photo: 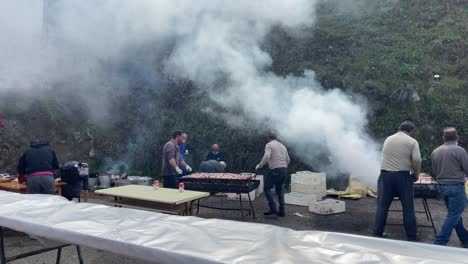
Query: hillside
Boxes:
[{"xmin": 0, "ymin": 0, "xmax": 466, "ymax": 176}]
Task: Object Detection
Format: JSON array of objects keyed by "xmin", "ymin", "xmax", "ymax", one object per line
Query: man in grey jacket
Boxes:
[
  {"xmin": 256, "ymin": 132, "xmax": 290, "ymax": 217},
  {"xmin": 431, "ymin": 127, "xmax": 468, "ymax": 247}
]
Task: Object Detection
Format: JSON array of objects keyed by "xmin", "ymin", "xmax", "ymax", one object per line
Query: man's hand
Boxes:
[
  {"xmin": 176, "ymin": 167, "xmax": 183, "ymax": 175},
  {"xmin": 185, "ymin": 165, "xmax": 192, "ymax": 173},
  {"xmin": 255, "ymin": 164, "xmax": 260, "ymax": 171}
]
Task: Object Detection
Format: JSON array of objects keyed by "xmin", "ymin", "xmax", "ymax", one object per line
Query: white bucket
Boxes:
[{"xmin": 98, "ymin": 175, "xmax": 112, "ymax": 189}]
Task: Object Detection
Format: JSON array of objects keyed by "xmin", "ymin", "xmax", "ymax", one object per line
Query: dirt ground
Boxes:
[{"xmin": 2, "ymin": 192, "xmax": 467, "ymax": 263}]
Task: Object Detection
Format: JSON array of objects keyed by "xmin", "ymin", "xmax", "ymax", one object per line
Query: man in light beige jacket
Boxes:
[{"xmin": 373, "ymin": 121, "xmax": 421, "ymax": 241}]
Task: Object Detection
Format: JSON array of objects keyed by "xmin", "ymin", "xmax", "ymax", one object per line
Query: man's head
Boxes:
[
  {"xmin": 267, "ymin": 131, "xmax": 277, "ymax": 141},
  {"xmin": 398, "ymin": 121, "xmax": 416, "ymax": 137},
  {"xmin": 443, "ymin": 127, "xmax": 458, "ymax": 143},
  {"xmin": 212, "ymin": 144, "xmax": 219, "ymax": 153},
  {"xmin": 172, "ymin": 130, "xmax": 185, "ymax": 145},
  {"xmin": 181, "ymin": 133, "xmax": 188, "ymax": 144}
]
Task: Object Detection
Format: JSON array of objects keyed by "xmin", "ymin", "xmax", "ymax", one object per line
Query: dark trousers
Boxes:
[
  {"xmin": 62, "ymin": 182, "xmax": 83, "ymax": 201},
  {"xmin": 264, "ymin": 168, "xmax": 287, "ymax": 213},
  {"xmin": 163, "ymin": 175, "xmax": 179, "ymax": 189},
  {"xmin": 26, "ymin": 175, "xmax": 56, "ymax": 195},
  {"xmin": 373, "ymin": 171, "xmax": 417, "ymax": 241},
  {"xmin": 434, "ymin": 184, "xmax": 468, "ymax": 245}
]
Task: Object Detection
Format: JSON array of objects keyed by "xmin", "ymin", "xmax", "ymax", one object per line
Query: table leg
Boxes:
[
  {"xmin": 76, "ymin": 246, "xmax": 84, "ymax": 264},
  {"xmin": 55, "ymin": 247, "xmax": 62, "ymax": 264},
  {"xmin": 0, "ymin": 227, "xmax": 6, "ymax": 264},
  {"xmin": 189, "ymin": 201, "xmax": 194, "ymax": 216}
]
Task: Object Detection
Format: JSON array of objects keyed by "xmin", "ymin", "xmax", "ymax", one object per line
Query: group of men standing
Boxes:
[
  {"xmin": 374, "ymin": 121, "xmax": 468, "ymax": 247},
  {"xmin": 16, "ymin": 123, "xmax": 468, "ymax": 247},
  {"xmin": 161, "ymin": 130, "xmax": 291, "ymax": 217},
  {"xmin": 161, "ymin": 131, "xmax": 229, "ymax": 188}
]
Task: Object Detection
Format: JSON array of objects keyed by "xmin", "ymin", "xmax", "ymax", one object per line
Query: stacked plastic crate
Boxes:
[{"xmin": 285, "ymin": 171, "xmax": 326, "ymax": 206}]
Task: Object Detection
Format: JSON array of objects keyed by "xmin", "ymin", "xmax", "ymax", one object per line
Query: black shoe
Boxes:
[
  {"xmin": 264, "ymin": 210, "xmax": 278, "ymax": 216},
  {"xmin": 278, "ymin": 211, "xmax": 285, "ymax": 217}
]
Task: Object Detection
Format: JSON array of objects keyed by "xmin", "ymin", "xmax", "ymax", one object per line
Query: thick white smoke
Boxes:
[{"xmin": 0, "ymin": 0, "xmax": 380, "ymax": 187}]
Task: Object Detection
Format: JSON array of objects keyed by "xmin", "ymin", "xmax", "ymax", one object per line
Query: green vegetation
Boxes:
[{"xmin": 1, "ymin": 0, "xmax": 466, "ymax": 176}]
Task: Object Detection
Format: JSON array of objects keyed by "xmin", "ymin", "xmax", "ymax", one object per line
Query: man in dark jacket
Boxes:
[
  {"xmin": 206, "ymin": 144, "xmax": 224, "ymax": 161},
  {"xmin": 17, "ymin": 137, "xmax": 60, "ymax": 194},
  {"xmin": 199, "ymin": 160, "xmax": 226, "ymax": 173}
]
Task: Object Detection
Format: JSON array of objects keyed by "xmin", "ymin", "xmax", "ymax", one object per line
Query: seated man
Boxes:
[
  {"xmin": 199, "ymin": 160, "xmax": 226, "ymax": 173},
  {"xmin": 206, "ymin": 144, "xmax": 224, "ymax": 162}
]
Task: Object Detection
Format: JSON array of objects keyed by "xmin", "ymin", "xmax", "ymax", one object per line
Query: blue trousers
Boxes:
[
  {"xmin": 434, "ymin": 184, "xmax": 468, "ymax": 246},
  {"xmin": 264, "ymin": 168, "xmax": 287, "ymax": 213},
  {"xmin": 373, "ymin": 171, "xmax": 417, "ymax": 241}
]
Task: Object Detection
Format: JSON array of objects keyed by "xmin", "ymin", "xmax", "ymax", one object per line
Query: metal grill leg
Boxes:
[
  {"xmin": 421, "ymin": 198, "xmax": 430, "ymax": 221},
  {"xmin": 0, "ymin": 227, "xmax": 6, "ymax": 264},
  {"xmin": 239, "ymin": 194, "xmax": 244, "ymax": 220},
  {"xmin": 247, "ymin": 193, "xmax": 256, "ymax": 220},
  {"xmin": 55, "ymin": 247, "xmax": 62, "ymax": 264},
  {"xmin": 76, "ymin": 246, "xmax": 84, "ymax": 264},
  {"xmin": 423, "ymin": 198, "xmax": 437, "ymax": 235}
]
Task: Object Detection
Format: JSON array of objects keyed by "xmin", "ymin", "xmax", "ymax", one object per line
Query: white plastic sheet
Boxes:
[{"xmin": 0, "ymin": 191, "xmax": 466, "ymax": 264}]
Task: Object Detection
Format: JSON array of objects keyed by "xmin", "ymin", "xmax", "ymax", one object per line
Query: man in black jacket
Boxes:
[
  {"xmin": 206, "ymin": 144, "xmax": 225, "ymax": 162},
  {"xmin": 17, "ymin": 137, "xmax": 60, "ymax": 194}
]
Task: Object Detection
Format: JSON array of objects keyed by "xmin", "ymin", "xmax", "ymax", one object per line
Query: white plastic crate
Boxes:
[
  {"xmin": 292, "ymin": 172, "xmax": 326, "ymax": 185},
  {"xmin": 285, "ymin": 192, "xmax": 318, "ymax": 207},
  {"xmin": 291, "ymin": 183, "xmax": 326, "ymax": 197},
  {"xmin": 290, "ymin": 171, "xmax": 326, "ymax": 198},
  {"xmin": 309, "ymin": 199, "xmax": 345, "ymax": 215}
]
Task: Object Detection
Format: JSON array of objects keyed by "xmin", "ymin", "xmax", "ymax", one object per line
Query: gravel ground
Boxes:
[{"xmin": 3, "ymin": 192, "xmax": 466, "ymax": 263}]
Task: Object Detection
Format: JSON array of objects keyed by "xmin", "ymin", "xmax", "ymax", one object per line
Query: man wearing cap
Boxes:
[{"xmin": 431, "ymin": 127, "xmax": 468, "ymax": 247}]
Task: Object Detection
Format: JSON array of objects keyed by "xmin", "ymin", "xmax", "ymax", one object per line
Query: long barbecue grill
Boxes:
[{"xmin": 180, "ymin": 173, "xmax": 260, "ymax": 219}]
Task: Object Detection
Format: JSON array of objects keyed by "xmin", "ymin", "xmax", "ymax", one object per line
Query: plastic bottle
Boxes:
[{"xmin": 153, "ymin": 180, "xmax": 159, "ymax": 190}]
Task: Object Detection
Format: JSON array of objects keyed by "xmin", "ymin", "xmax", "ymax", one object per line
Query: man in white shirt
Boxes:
[{"xmin": 256, "ymin": 132, "xmax": 290, "ymax": 217}]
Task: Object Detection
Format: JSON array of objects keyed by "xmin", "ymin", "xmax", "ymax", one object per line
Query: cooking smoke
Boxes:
[{"xmin": 0, "ymin": 0, "xmax": 381, "ymax": 188}]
